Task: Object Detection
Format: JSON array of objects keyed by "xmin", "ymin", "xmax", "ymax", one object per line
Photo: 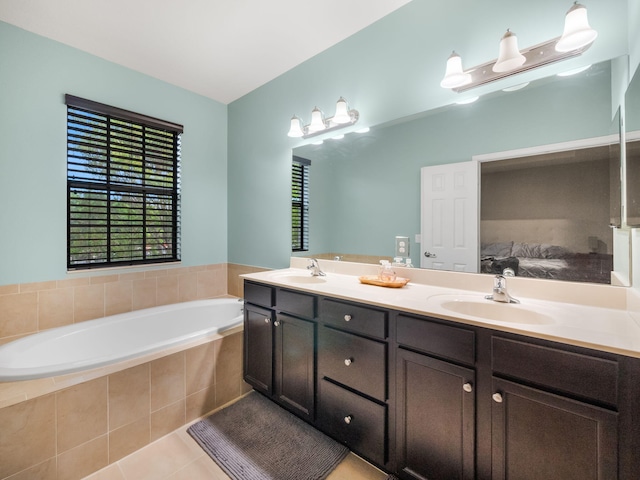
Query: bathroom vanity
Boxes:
[{"xmin": 242, "ymin": 266, "xmax": 640, "ymax": 480}]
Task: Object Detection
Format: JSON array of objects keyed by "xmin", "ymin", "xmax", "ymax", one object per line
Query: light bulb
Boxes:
[
  {"xmin": 493, "ymin": 30, "xmax": 526, "ymax": 73},
  {"xmin": 556, "ymin": 3, "xmax": 597, "ymax": 52},
  {"xmin": 440, "ymin": 52, "xmax": 472, "ymax": 89}
]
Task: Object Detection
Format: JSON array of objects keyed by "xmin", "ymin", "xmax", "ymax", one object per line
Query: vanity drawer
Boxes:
[
  {"xmin": 397, "ymin": 314, "xmax": 475, "ymax": 365},
  {"xmin": 244, "ymin": 281, "xmax": 274, "ymax": 308},
  {"xmin": 492, "ymin": 336, "xmax": 618, "ymax": 407},
  {"xmin": 318, "ymin": 327, "xmax": 387, "ymax": 401},
  {"xmin": 277, "ymin": 288, "xmax": 316, "ymax": 319},
  {"xmin": 318, "ymin": 379, "xmax": 387, "ymax": 466},
  {"xmin": 320, "ymin": 298, "xmax": 387, "ymax": 339}
]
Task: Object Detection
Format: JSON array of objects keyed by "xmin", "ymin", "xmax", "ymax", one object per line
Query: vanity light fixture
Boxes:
[
  {"xmin": 287, "ymin": 97, "xmax": 359, "ymax": 139},
  {"xmin": 440, "ymin": 2, "xmax": 597, "ymax": 92}
]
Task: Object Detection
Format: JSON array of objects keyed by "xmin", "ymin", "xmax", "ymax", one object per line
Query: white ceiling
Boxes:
[{"xmin": 0, "ymin": 0, "xmax": 412, "ymax": 104}]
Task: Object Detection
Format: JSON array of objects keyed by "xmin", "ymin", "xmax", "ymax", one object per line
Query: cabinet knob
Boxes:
[
  {"xmin": 463, "ymin": 382, "xmax": 473, "ymax": 393},
  {"xmin": 344, "ymin": 314, "xmax": 352, "ymax": 322},
  {"xmin": 274, "ymin": 320, "xmax": 281, "ymax": 327},
  {"xmin": 264, "ymin": 318, "xmax": 270, "ymax": 324},
  {"xmin": 492, "ymin": 392, "xmax": 503, "ymax": 403},
  {"xmin": 344, "ymin": 358, "xmax": 353, "ymax": 366},
  {"xmin": 344, "ymin": 415, "xmax": 353, "ymax": 425}
]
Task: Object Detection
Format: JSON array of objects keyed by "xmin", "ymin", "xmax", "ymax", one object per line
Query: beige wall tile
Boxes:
[
  {"xmin": 156, "ymin": 275, "xmax": 179, "ymax": 306},
  {"xmin": 0, "ymin": 293, "xmax": 38, "ymax": 339},
  {"xmin": 108, "ymin": 416, "xmax": 150, "ymax": 463},
  {"xmin": 38, "ymin": 287, "xmax": 74, "ymax": 330},
  {"xmin": 91, "ymin": 275, "xmax": 119, "ymax": 285},
  {"xmin": 0, "ymin": 394, "xmax": 56, "ymax": 479},
  {"xmin": 185, "ymin": 342, "xmax": 216, "ymax": 395},
  {"xmin": 108, "ymin": 364, "xmax": 150, "ymax": 430},
  {"xmin": 133, "ymin": 278, "xmax": 157, "ymax": 311},
  {"xmin": 151, "ymin": 400, "xmax": 185, "ymax": 442},
  {"xmin": 196, "ymin": 270, "xmax": 221, "ymax": 299},
  {"xmin": 119, "ymin": 272, "xmax": 146, "ymax": 283},
  {"xmin": 57, "ymin": 377, "xmax": 108, "ymax": 453},
  {"xmin": 215, "ymin": 332, "xmax": 244, "ymax": 408},
  {"xmin": 150, "ymin": 352, "xmax": 185, "ymax": 412},
  {"xmin": 105, "ymin": 281, "xmax": 133, "ymax": 317},
  {"xmin": 178, "ymin": 273, "xmax": 198, "ymax": 302},
  {"xmin": 0, "ymin": 284, "xmax": 19, "ymax": 296},
  {"xmin": 145, "ymin": 268, "xmax": 168, "ymax": 278},
  {"xmin": 185, "ymin": 387, "xmax": 216, "ymax": 423},
  {"xmin": 74, "ymin": 284, "xmax": 105, "ymax": 322},
  {"xmin": 4, "ymin": 457, "xmax": 57, "ymax": 480},
  {"xmin": 19, "ymin": 280, "xmax": 57, "ymax": 293},
  {"xmin": 57, "ymin": 277, "xmax": 91, "ymax": 289},
  {"xmin": 57, "ymin": 435, "xmax": 108, "ymax": 480}
]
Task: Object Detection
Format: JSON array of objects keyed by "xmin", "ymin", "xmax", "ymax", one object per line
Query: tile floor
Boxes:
[{"xmin": 83, "ymin": 407, "xmax": 387, "ymax": 480}]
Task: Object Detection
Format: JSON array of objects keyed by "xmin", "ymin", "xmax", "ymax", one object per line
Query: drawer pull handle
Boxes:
[
  {"xmin": 492, "ymin": 392, "xmax": 503, "ymax": 403},
  {"xmin": 264, "ymin": 318, "xmax": 270, "ymax": 324},
  {"xmin": 344, "ymin": 358, "xmax": 353, "ymax": 366},
  {"xmin": 344, "ymin": 314, "xmax": 352, "ymax": 322},
  {"xmin": 274, "ymin": 320, "xmax": 281, "ymax": 327},
  {"xmin": 463, "ymin": 382, "xmax": 473, "ymax": 393},
  {"xmin": 344, "ymin": 415, "xmax": 353, "ymax": 425}
]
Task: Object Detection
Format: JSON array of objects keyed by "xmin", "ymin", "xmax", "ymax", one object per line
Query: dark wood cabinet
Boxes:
[
  {"xmin": 396, "ymin": 348, "xmax": 475, "ymax": 480},
  {"xmin": 243, "ymin": 303, "xmax": 273, "ymax": 395},
  {"xmin": 243, "ymin": 279, "xmax": 640, "ymax": 479},
  {"xmin": 244, "ymin": 282, "xmax": 316, "ymax": 421},
  {"xmin": 491, "ymin": 377, "xmax": 618, "ymax": 480},
  {"xmin": 274, "ymin": 313, "xmax": 315, "ymax": 419}
]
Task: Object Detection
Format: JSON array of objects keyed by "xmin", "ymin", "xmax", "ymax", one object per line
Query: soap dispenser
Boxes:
[{"xmin": 378, "ymin": 260, "xmax": 397, "ymax": 282}]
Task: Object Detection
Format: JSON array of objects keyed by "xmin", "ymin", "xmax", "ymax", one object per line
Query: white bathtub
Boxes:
[{"xmin": 0, "ymin": 298, "xmax": 244, "ymax": 382}]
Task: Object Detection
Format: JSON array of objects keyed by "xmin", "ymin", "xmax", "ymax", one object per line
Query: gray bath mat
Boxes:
[{"xmin": 187, "ymin": 392, "xmax": 349, "ymax": 480}]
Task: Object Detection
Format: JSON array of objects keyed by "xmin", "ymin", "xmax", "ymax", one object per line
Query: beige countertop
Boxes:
[{"xmin": 242, "ymin": 259, "xmax": 640, "ymax": 359}]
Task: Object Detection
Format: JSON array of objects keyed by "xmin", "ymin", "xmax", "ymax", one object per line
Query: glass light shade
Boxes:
[
  {"xmin": 307, "ymin": 107, "xmax": 326, "ymax": 133},
  {"xmin": 440, "ymin": 52, "xmax": 472, "ymax": 89},
  {"xmin": 555, "ymin": 3, "xmax": 597, "ymax": 52},
  {"xmin": 492, "ymin": 30, "xmax": 526, "ymax": 73},
  {"xmin": 332, "ymin": 97, "xmax": 352, "ymax": 124},
  {"xmin": 287, "ymin": 116, "xmax": 304, "ymax": 137}
]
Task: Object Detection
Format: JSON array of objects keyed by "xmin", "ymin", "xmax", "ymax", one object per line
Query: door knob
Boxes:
[
  {"xmin": 424, "ymin": 251, "xmax": 437, "ymax": 258},
  {"xmin": 463, "ymin": 382, "xmax": 473, "ymax": 393},
  {"xmin": 492, "ymin": 392, "xmax": 503, "ymax": 403},
  {"xmin": 344, "ymin": 415, "xmax": 353, "ymax": 425},
  {"xmin": 344, "ymin": 358, "xmax": 353, "ymax": 366}
]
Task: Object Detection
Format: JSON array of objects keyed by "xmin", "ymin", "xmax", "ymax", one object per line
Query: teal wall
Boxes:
[
  {"xmin": 0, "ymin": 21, "xmax": 228, "ymax": 286},
  {"xmin": 0, "ymin": 0, "xmax": 635, "ymax": 285},
  {"xmin": 227, "ymin": 0, "xmax": 629, "ymax": 270}
]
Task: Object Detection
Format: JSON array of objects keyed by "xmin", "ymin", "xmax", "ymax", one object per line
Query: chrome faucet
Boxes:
[
  {"xmin": 485, "ymin": 274, "xmax": 519, "ymax": 304},
  {"xmin": 307, "ymin": 258, "xmax": 326, "ymax": 277}
]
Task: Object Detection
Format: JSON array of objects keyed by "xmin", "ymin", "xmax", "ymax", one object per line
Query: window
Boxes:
[
  {"xmin": 292, "ymin": 156, "xmax": 310, "ymax": 252},
  {"xmin": 66, "ymin": 95, "xmax": 183, "ymax": 269}
]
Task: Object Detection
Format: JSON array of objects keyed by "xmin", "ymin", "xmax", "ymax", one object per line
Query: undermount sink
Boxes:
[
  {"xmin": 268, "ymin": 272, "xmax": 327, "ymax": 284},
  {"xmin": 432, "ymin": 295, "xmax": 555, "ymax": 325}
]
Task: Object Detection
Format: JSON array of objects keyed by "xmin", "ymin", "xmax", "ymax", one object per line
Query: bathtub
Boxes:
[{"xmin": 0, "ymin": 298, "xmax": 244, "ymax": 382}]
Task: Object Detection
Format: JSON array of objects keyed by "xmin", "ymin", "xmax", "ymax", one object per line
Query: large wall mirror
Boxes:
[{"xmin": 294, "ymin": 56, "xmax": 633, "ymax": 286}]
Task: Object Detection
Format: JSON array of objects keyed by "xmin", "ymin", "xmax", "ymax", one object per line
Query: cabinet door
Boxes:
[
  {"xmin": 274, "ymin": 313, "xmax": 315, "ymax": 420},
  {"xmin": 491, "ymin": 378, "xmax": 618, "ymax": 480},
  {"xmin": 396, "ymin": 348, "xmax": 475, "ymax": 480},
  {"xmin": 244, "ymin": 304, "xmax": 273, "ymax": 394}
]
